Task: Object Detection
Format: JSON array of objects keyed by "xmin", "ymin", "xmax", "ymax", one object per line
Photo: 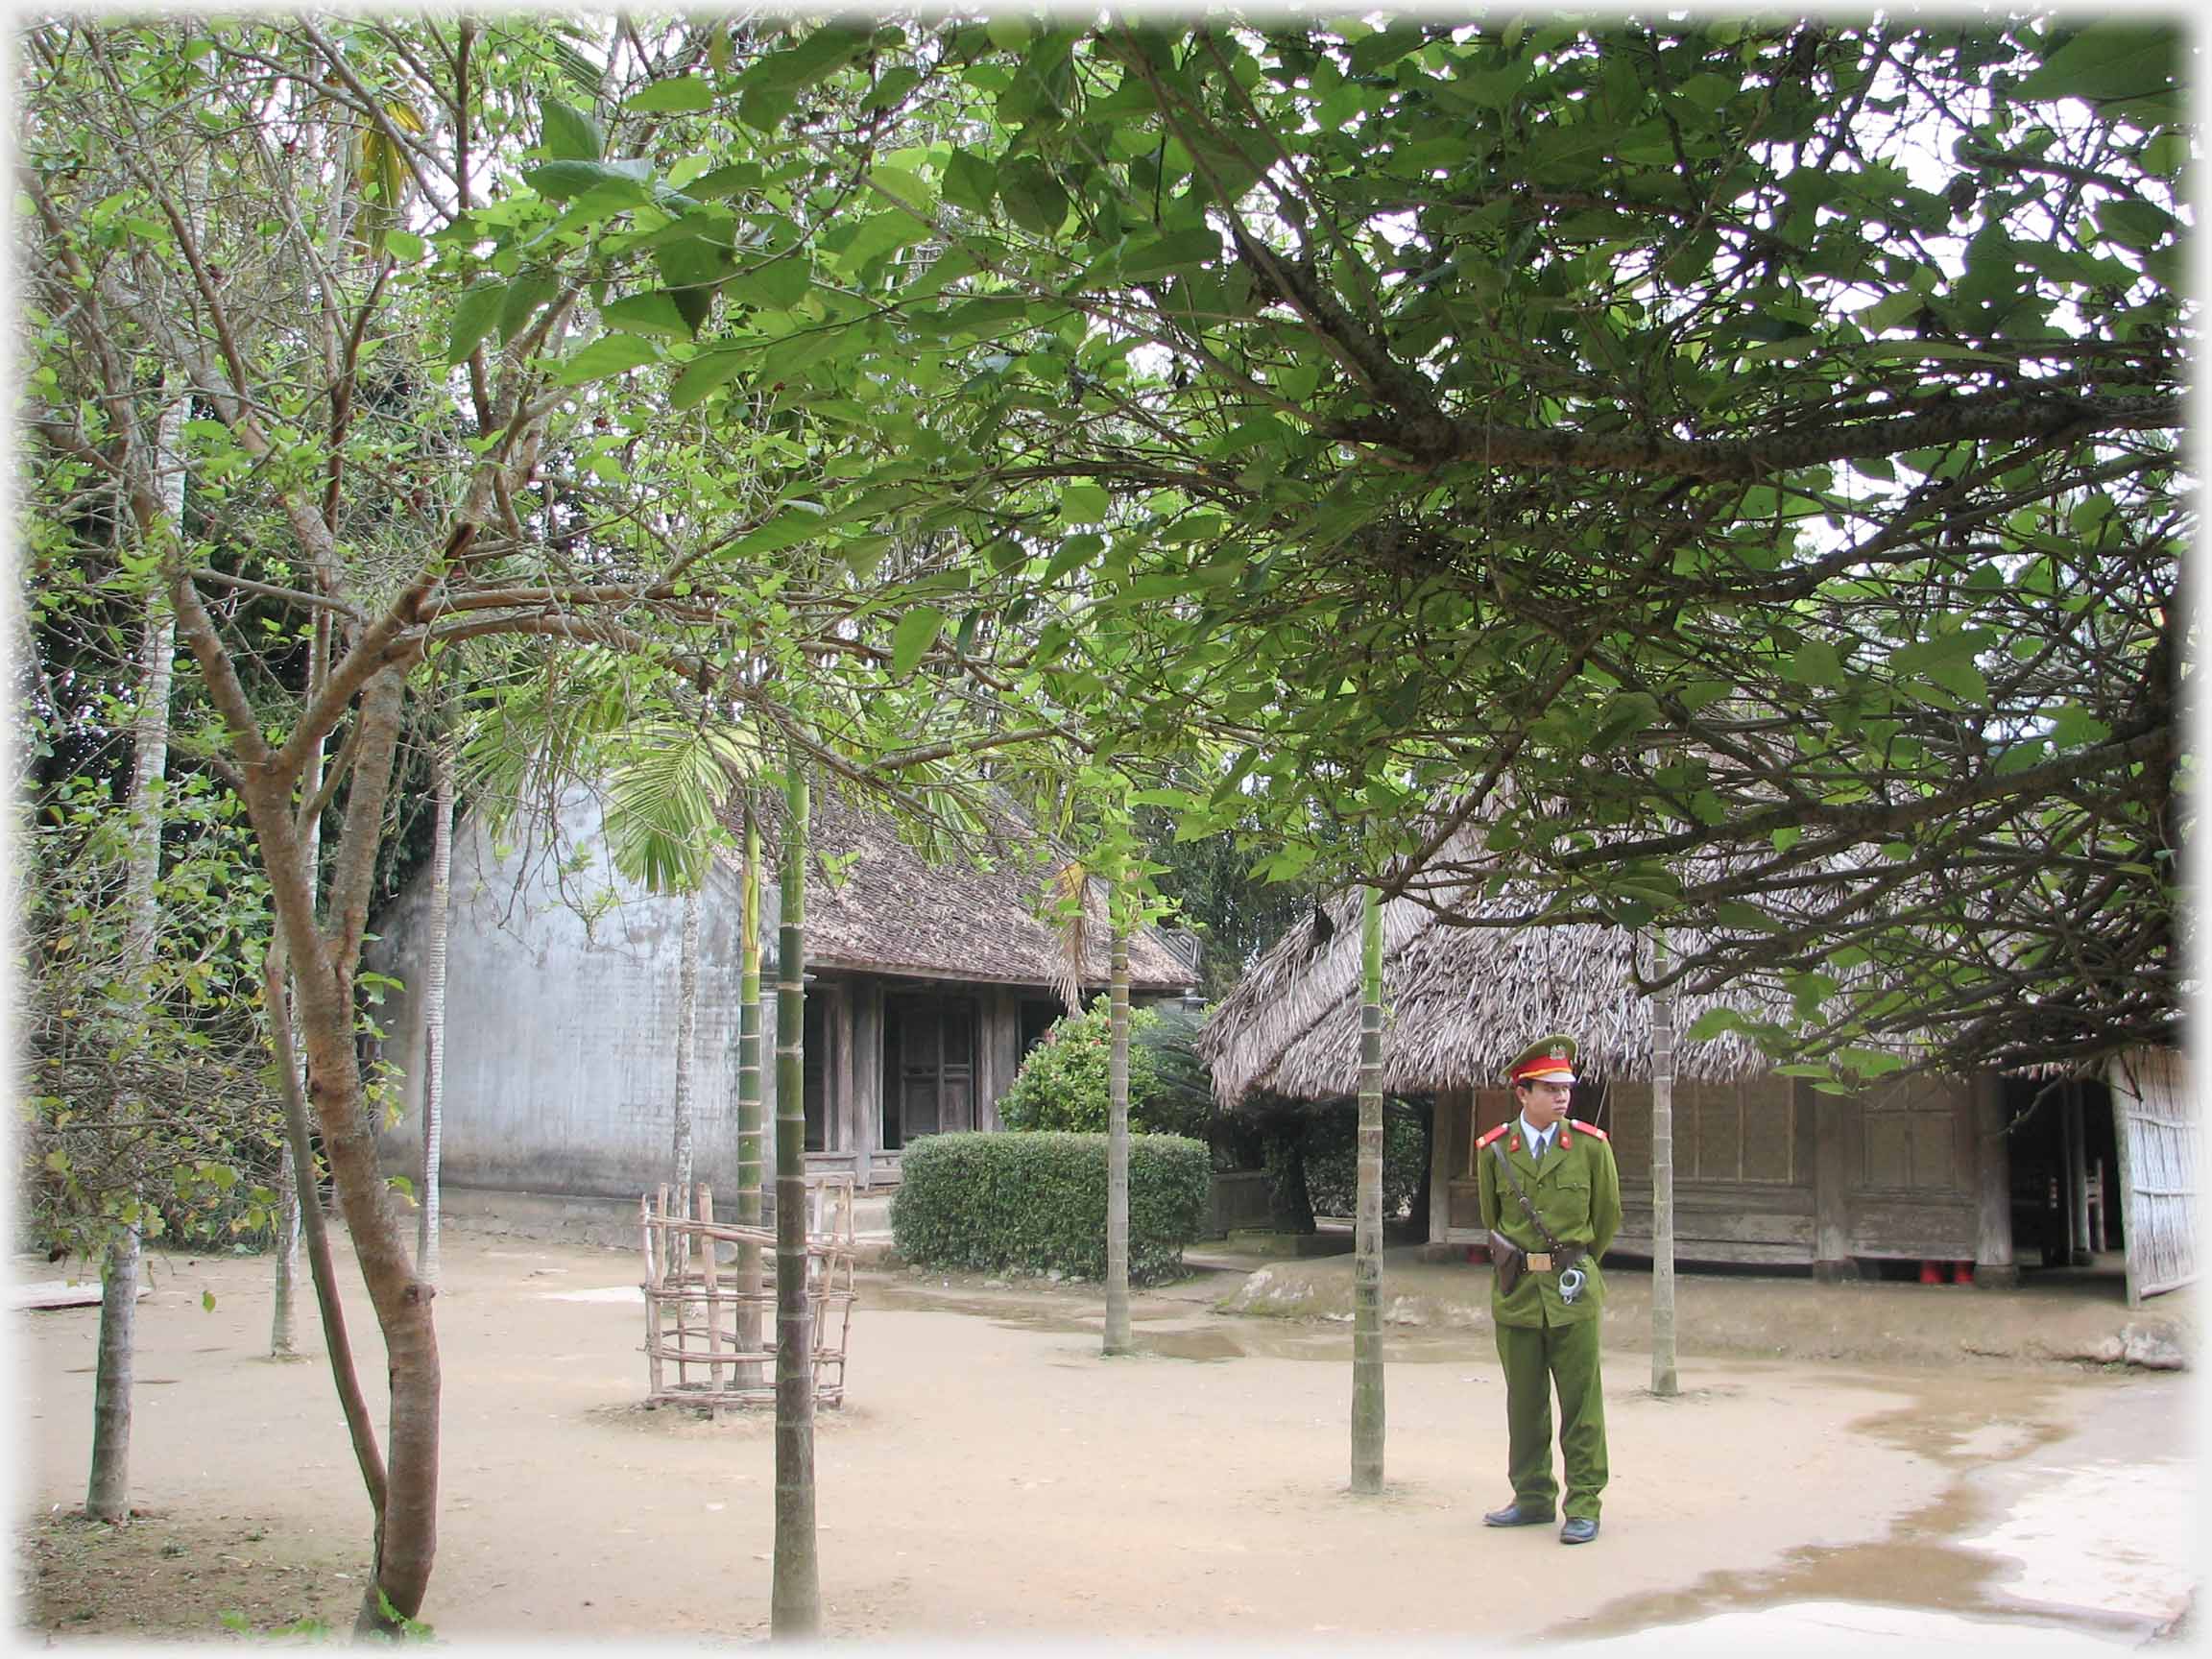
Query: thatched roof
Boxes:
[
  {"xmin": 718, "ymin": 785, "xmax": 1197, "ymax": 994},
  {"xmin": 1199, "ymin": 878, "xmax": 1792, "ymax": 1105}
]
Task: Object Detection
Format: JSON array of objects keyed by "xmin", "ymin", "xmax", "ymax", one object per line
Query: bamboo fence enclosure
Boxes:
[{"xmin": 638, "ymin": 1175, "xmax": 856, "ymax": 1410}]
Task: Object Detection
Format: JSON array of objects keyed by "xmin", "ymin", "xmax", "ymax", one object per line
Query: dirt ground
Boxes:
[{"xmin": 12, "ymin": 1229, "xmax": 2199, "ymax": 1647}]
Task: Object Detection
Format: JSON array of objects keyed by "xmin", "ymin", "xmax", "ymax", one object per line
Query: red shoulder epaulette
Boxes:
[
  {"xmin": 1476, "ymin": 1122, "xmax": 1510, "ymax": 1150},
  {"xmin": 1568, "ymin": 1118, "xmax": 1609, "ymax": 1142}
]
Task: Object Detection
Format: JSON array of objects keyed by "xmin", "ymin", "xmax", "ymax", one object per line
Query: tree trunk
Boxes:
[
  {"xmin": 416, "ymin": 728, "xmax": 454, "ymax": 1286},
  {"xmin": 271, "ymin": 605, "xmax": 332, "ymax": 1358},
  {"xmin": 1648, "ymin": 934, "xmax": 1680, "ymax": 1398},
  {"xmin": 207, "ymin": 661, "xmax": 440, "ymax": 1635},
  {"xmin": 1350, "ymin": 883, "xmax": 1386, "ymax": 1494},
  {"xmin": 88, "ymin": 376, "xmax": 184, "ymax": 1521},
  {"xmin": 735, "ymin": 807, "xmax": 764, "ymax": 1386},
  {"xmin": 771, "ymin": 767, "xmax": 820, "ymax": 1636},
  {"xmin": 266, "ymin": 942, "xmax": 387, "ymax": 1518},
  {"xmin": 85, "ymin": 1225, "xmax": 140, "ymax": 1522},
  {"xmin": 1103, "ymin": 913, "xmax": 1132, "ymax": 1356}
]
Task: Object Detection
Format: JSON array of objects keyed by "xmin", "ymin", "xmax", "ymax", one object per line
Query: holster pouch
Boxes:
[{"xmin": 1488, "ymin": 1230, "xmax": 1526, "ymax": 1295}]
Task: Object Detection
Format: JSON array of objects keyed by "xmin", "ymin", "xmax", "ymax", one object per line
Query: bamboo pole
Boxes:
[
  {"xmin": 736, "ymin": 807, "xmax": 765, "ymax": 1388},
  {"xmin": 1648, "ymin": 933, "xmax": 1680, "ymax": 1398},
  {"xmin": 1350, "ymin": 882, "xmax": 1386, "ymax": 1494},
  {"xmin": 1103, "ymin": 908, "xmax": 1132, "ymax": 1357},
  {"xmin": 772, "ymin": 762, "xmax": 821, "ymax": 1633}
]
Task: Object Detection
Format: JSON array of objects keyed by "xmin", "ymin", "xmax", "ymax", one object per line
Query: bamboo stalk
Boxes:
[
  {"xmin": 1350, "ymin": 881, "xmax": 1386, "ymax": 1493},
  {"xmin": 641, "ymin": 1193, "xmax": 663, "ymax": 1402}
]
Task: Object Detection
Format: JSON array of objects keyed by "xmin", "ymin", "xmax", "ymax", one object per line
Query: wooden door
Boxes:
[
  {"xmin": 1842, "ymin": 1074, "xmax": 1977, "ymax": 1261},
  {"xmin": 885, "ymin": 994, "xmax": 977, "ymax": 1148}
]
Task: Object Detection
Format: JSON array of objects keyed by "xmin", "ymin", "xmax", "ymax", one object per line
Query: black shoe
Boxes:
[
  {"xmin": 1559, "ymin": 1517, "xmax": 1599, "ymax": 1545},
  {"xmin": 1483, "ymin": 1503, "xmax": 1555, "ymax": 1527}
]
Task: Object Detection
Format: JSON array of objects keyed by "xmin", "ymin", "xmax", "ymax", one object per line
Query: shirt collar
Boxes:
[{"xmin": 1518, "ymin": 1113, "xmax": 1552, "ymax": 1150}]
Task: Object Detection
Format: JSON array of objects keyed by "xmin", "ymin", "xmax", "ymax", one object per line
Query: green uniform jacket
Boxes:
[{"xmin": 1478, "ymin": 1119, "xmax": 1623, "ymax": 1328}]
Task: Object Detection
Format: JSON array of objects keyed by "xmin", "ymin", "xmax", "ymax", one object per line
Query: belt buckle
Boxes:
[{"xmin": 1527, "ymin": 1252, "xmax": 1552, "ymax": 1273}]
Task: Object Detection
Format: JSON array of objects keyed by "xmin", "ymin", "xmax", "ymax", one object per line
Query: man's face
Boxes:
[{"xmin": 1518, "ymin": 1079, "xmax": 1574, "ymax": 1131}]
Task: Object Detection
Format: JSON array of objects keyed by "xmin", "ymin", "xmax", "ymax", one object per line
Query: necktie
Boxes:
[{"xmin": 1533, "ymin": 1131, "xmax": 1550, "ymax": 1162}]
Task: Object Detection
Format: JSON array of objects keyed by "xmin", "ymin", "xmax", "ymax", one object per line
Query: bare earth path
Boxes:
[{"xmin": 13, "ymin": 1230, "xmax": 2197, "ymax": 1648}]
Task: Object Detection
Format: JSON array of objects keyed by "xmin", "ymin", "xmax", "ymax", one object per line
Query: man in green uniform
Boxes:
[{"xmin": 1478, "ymin": 1033, "xmax": 1621, "ymax": 1545}]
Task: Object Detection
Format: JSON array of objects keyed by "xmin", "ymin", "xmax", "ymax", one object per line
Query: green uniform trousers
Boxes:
[{"xmin": 1495, "ymin": 1311, "xmax": 1608, "ymax": 1520}]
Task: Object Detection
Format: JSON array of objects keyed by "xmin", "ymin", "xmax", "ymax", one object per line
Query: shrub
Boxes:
[
  {"xmin": 890, "ymin": 1130, "xmax": 1209, "ymax": 1285},
  {"xmin": 997, "ymin": 998, "xmax": 1198, "ymax": 1137},
  {"xmin": 1303, "ymin": 1101, "xmax": 1427, "ymax": 1219}
]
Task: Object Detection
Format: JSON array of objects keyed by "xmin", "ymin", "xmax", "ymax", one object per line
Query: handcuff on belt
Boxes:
[{"xmin": 1521, "ymin": 1249, "xmax": 1587, "ymax": 1305}]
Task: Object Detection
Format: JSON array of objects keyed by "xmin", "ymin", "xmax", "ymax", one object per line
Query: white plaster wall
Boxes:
[{"xmin": 367, "ymin": 783, "xmax": 783, "ymax": 1200}]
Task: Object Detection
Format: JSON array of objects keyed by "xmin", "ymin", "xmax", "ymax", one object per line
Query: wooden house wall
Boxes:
[{"xmin": 1429, "ymin": 1070, "xmax": 2001, "ymax": 1270}]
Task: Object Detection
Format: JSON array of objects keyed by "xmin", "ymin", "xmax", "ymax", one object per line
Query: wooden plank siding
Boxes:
[
  {"xmin": 1425, "ymin": 1069, "xmax": 2003, "ymax": 1271},
  {"xmin": 2110, "ymin": 1046, "xmax": 2196, "ymax": 1306}
]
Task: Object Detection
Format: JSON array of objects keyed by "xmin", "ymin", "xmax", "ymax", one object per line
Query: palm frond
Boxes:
[
  {"xmin": 603, "ymin": 719, "xmax": 761, "ymax": 893},
  {"xmin": 1046, "ymin": 858, "xmax": 1090, "ymax": 1016}
]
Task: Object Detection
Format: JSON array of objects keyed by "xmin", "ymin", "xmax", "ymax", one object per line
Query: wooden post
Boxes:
[
  {"xmin": 641, "ymin": 1193, "xmax": 663, "ymax": 1402},
  {"xmin": 698, "ymin": 1184, "xmax": 724, "ymax": 1403},
  {"xmin": 1428, "ymin": 1091, "xmax": 1454, "ymax": 1248},
  {"xmin": 1812, "ymin": 1089, "xmax": 1856, "ymax": 1282},
  {"xmin": 1972, "ymin": 1078, "xmax": 2019, "ymax": 1288},
  {"xmin": 2063, "ymin": 1086, "xmax": 2094, "ymax": 1265},
  {"xmin": 2110, "ymin": 1081, "xmax": 2141, "ymax": 1310}
]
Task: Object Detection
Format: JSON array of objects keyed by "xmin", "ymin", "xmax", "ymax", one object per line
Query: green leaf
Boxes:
[
  {"xmin": 497, "ymin": 269, "xmax": 560, "ymax": 343},
  {"xmin": 998, "ymin": 157, "xmax": 1069, "ymax": 234},
  {"xmin": 943, "ymin": 148, "xmax": 998, "ymax": 214},
  {"xmin": 445, "ymin": 279, "xmax": 507, "ymax": 364},
  {"xmin": 1786, "ymin": 639, "xmax": 1845, "ymax": 687},
  {"xmin": 1116, "ymin": 228, "xmax": 1220, "ymax": 281},
  {"xmin": 652, "ymin": 239, "xmax": 732, "ymax": 333},
  {"xmin": 2013, "ymin": 24, "xmax": 2180, "ymax": 109},
  {"xmin": 522, "ymin": 159, "xmax": 653, "ymax": 202},
  {"xmin": 731, "ymin": 507, "xmax": 827, "ymax": 558},
  {"xmin": 624, "ymin": 76, "xmax": 716, "ymax": 114},
  {"xmin": 2096, "ymin": 199, "xmax": 2177, "ymax": 252},
  {"xmin": 598, "ymin": 290, "xmax": 695, "ymax": 340},
  {"xmin": 891, "ymin": 606, "xmax": 945, "ymax": 676},
  {"xmin": 383, "ymin": 228, "xmax": 425, "ymax": 264},
  {"xmin": 202, "ymin": 1288, "xmax": 216, "ymax": 1312},
  {"xmin": 727, "ymin": 256, "xmax": 811, "ymax": 310},
  {"xmin": 1060, "ymin": 484, "xmax": 1110, "ymax": 521},
  {"xmin": 668, "ymin": 347, "xmax": 752, "ymax": 410},
  {"xmin": 552, "ymin": 334, "xmax": 661, "ymax": 386},
  {"xmin": 541, "ymin": 99, "xmax": 604, "ymax": 161},
  {"xmin": 1683, "ymin": 1007, "xmax": 1745, "ymax": 1042}
]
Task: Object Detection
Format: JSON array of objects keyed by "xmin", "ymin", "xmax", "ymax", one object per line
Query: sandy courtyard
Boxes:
[{"xmin": 12, "ymin": 1228, "xmax": 2196, "ymax": 1647}]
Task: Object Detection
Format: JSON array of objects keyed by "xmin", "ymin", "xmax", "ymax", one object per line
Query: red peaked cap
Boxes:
[{"xmin": 1508, "ymin": 1033, "xmax": 1578, "ymax": 1086}]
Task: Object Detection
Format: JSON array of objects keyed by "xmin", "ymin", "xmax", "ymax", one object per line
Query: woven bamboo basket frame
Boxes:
[{"xmin": 637, "ymin": 1174, "xmax": 856, "ymax": 1411}]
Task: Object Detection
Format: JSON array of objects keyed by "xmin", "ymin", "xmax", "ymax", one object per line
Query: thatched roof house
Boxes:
[
  {"xmin": 795, "ymin": 784, "xmax": 1196, "ymax": 993},
  {"xmin": 1199, "ymin": 880, "xmax": 1783, "ymax": 1107},
  {"xmin": 1201, "ymin": 875, "xmax": 2054, "ymax": 1284}
]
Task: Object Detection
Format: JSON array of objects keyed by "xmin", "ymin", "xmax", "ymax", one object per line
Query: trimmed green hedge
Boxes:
[{"xmin": 890, "ymin": 1131, "xmax": 1209, "ymax": 1285}]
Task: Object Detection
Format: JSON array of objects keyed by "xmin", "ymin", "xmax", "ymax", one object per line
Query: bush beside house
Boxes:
[
  {"xmin": 891, "ymin": 1131, "xmax": 1209, "ymax": 1284},
  {"xmin": 995, "ymin": 999, "xmax": 1214, "ymax": 1138}
]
